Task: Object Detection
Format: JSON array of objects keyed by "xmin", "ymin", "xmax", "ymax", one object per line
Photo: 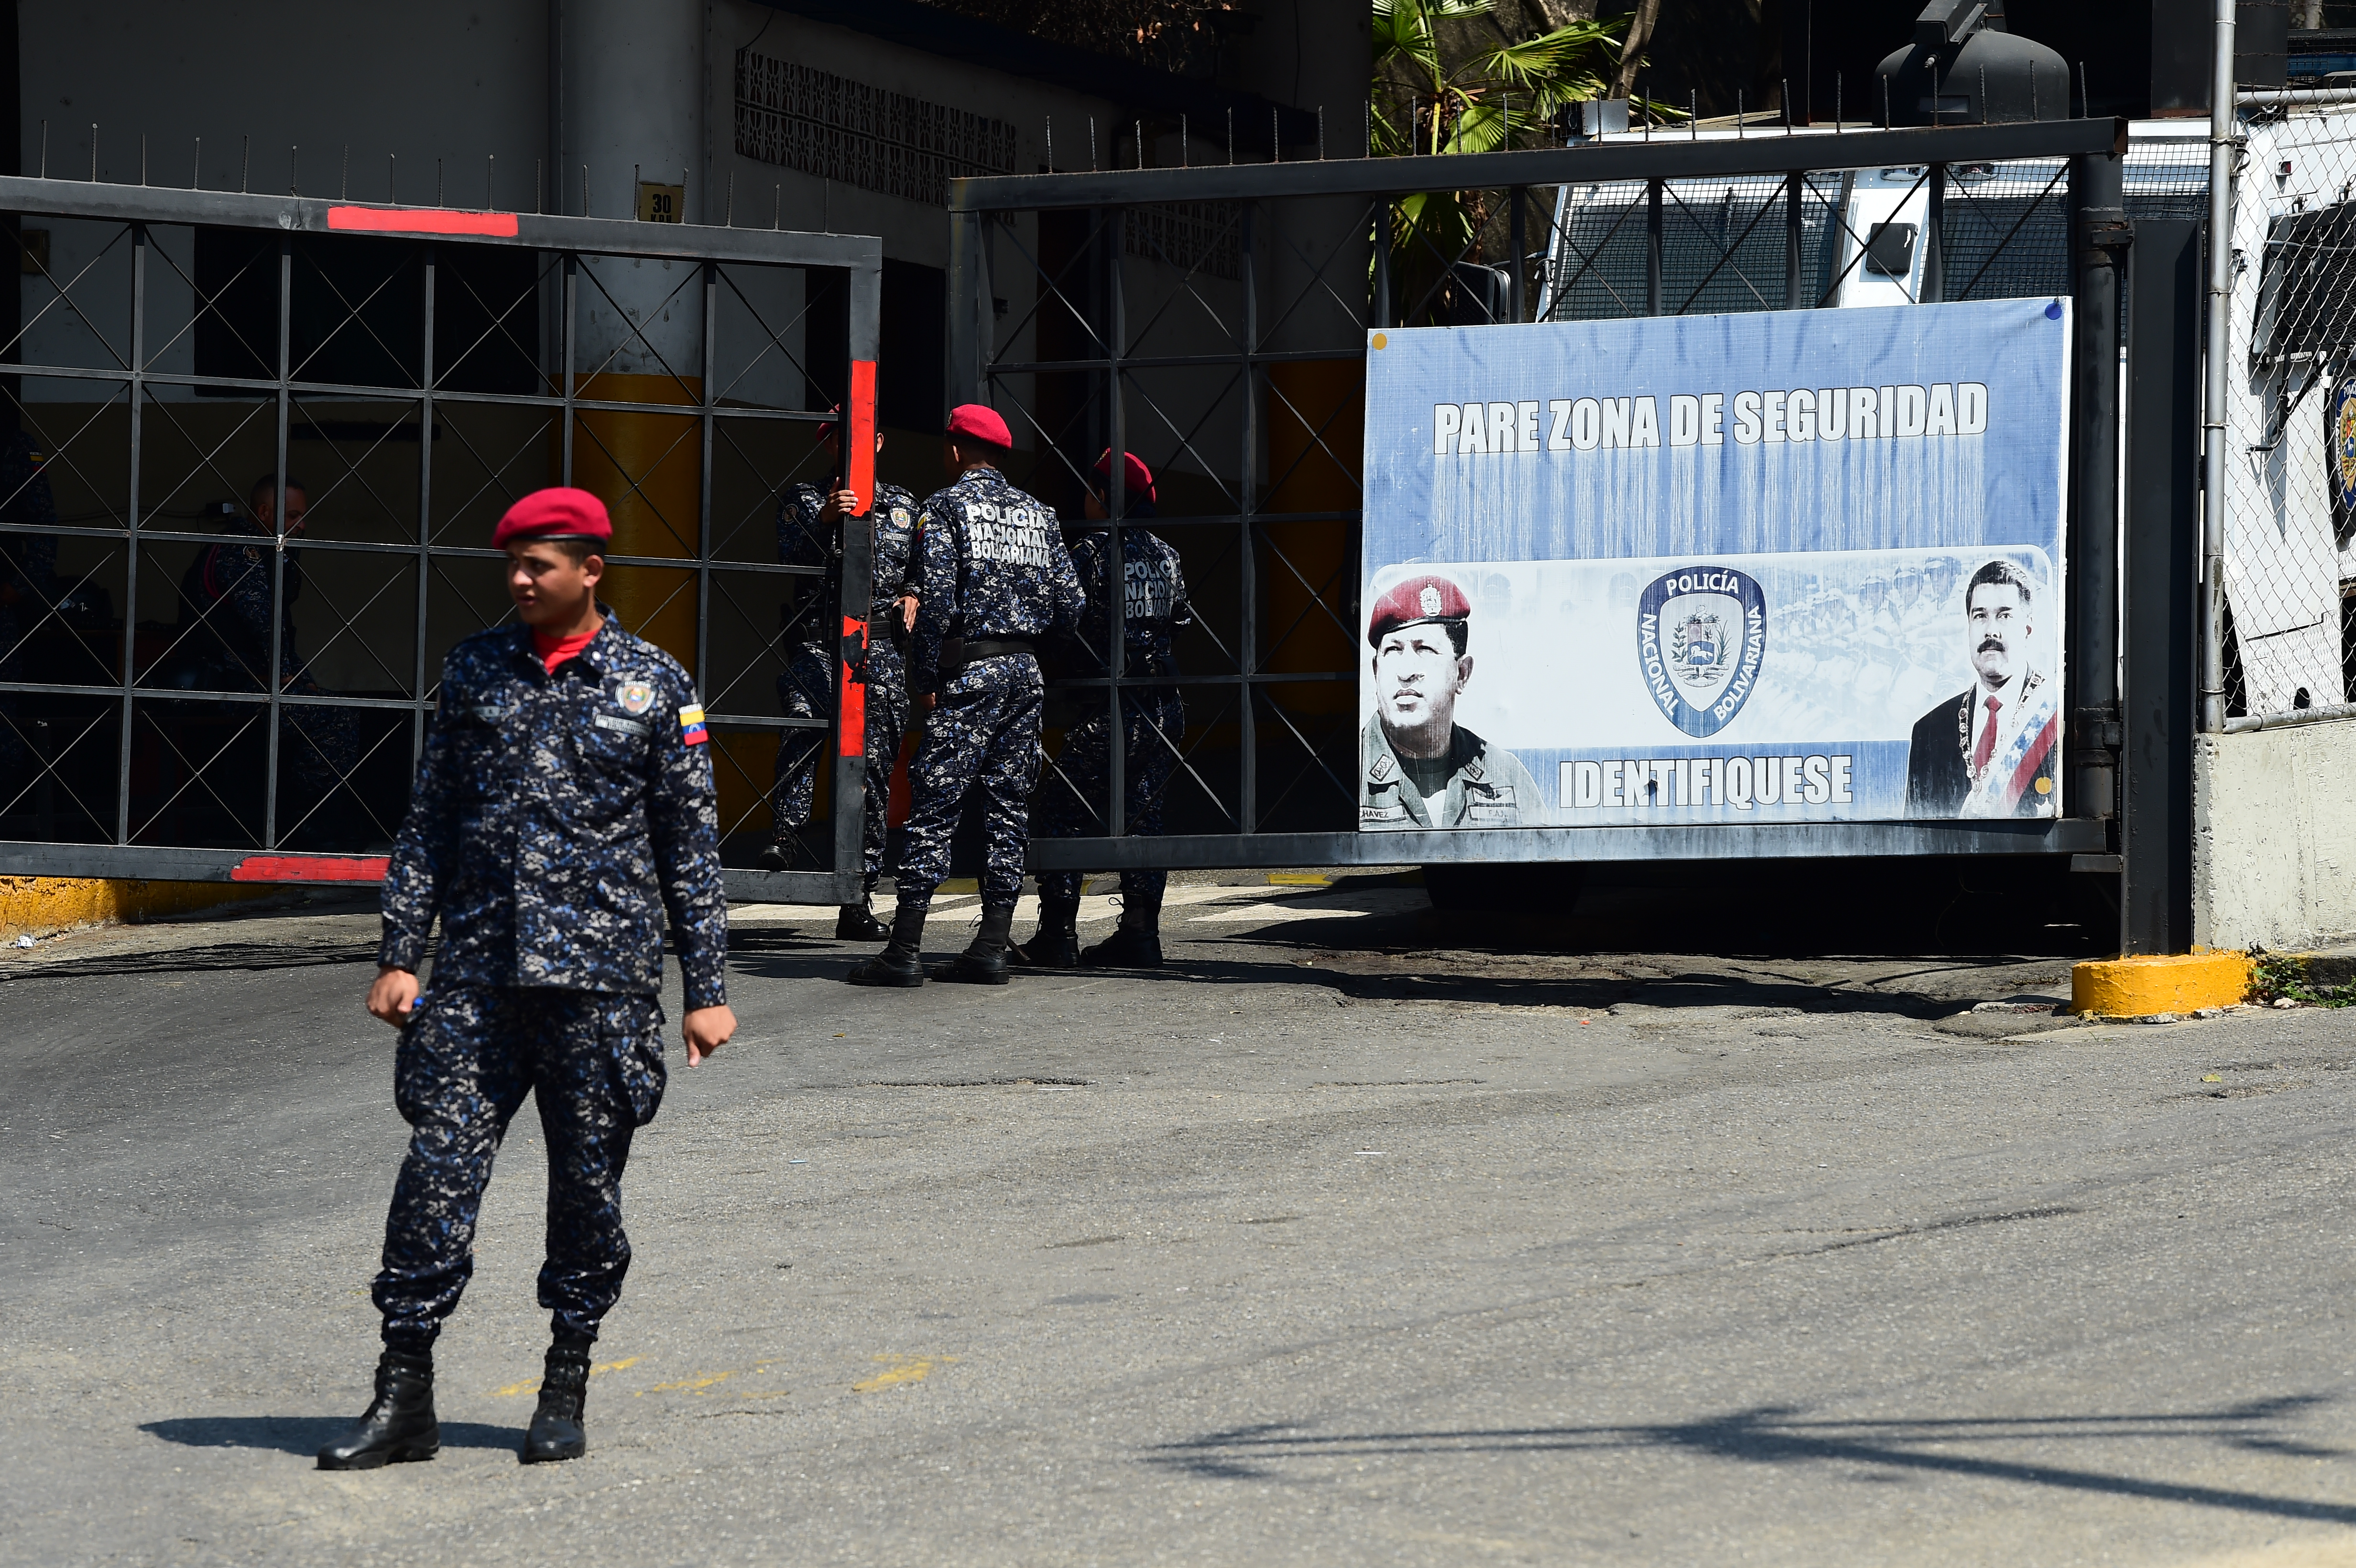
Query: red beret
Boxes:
[
  {"xmin": 946, "ymin": 403, "xmax": 1012, "ymax": 449},
  {"xmin": 1367, "ymin": 574, "xmax": 1471, "ymax": 646},
  {"xmin": 1092, "ymin": 449, "xmax": 1155, "ymax": 504},
  {"xmin": 492, "ymin": 487, "xmax": 612, "ymax": 550}
]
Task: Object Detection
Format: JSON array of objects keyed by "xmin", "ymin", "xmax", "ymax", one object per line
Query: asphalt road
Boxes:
[{"xmin": 5, "ymin": 876, "xmax": 2356, "ymax": 1567}]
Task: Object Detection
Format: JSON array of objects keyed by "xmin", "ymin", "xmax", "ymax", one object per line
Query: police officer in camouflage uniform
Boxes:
[
  {"xmin": 761, "ymin": 418, "xmax": 919, "ymax": 940},
  {"xmin": 320, "ymin": 487, "xmax": 736, "ymax": 1471},
  {"xmin": 173, "ymin": 476, "xmax": 360, "ymax": 837},
  {"xmin": 1018, "ymin": 451, "xmax": 1190, "ymax": 970},
  {"xmin": 848, "ymin": 404, "xmax": 1084, "ymax": 988}
]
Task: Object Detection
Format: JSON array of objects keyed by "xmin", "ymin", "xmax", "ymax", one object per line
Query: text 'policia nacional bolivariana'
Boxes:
[{"xmin": 1432, "ymin": 382, "xmax": 1991, "ymax": 454}]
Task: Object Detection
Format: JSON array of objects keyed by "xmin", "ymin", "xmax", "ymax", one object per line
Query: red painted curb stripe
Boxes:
[
  {"xmin": 231, "ymin": 855, "xmax": 391, "ymax": 883},
  {"xmin": 327, "ymin": 206, "xmax": 521, "ymax": 237}
]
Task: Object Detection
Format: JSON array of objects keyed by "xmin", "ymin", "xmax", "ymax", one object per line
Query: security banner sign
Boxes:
[{"xmin": 1357, "ymin": 297, "xmax": 2070, "ymax": 831}]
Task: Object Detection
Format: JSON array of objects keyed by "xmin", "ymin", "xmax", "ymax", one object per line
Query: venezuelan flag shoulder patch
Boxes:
[{"xmin": 678, "ymin": 704, "xmax": 709, "ymax": 746}]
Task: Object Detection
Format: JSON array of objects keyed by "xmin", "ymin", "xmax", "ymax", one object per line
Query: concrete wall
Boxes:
[{"xmin": 2193, "ymin": 719, "xmax": 2356, "ymax": 950}]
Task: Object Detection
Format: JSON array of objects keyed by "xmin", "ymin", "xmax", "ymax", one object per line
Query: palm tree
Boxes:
[{"xmin": 1371, "ymin": 0, "xmax": 1634, "ymax": 324}]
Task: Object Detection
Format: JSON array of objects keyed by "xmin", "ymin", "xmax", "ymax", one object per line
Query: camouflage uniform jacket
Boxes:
[
  {"xmin": 1065, "ymin": 527, "xmax": 1190, "ymax": 681},
  {"xmin": 1359, "ymin": 712, "xmax": 1539, "ymax": 830},
  {"xmin": 378, "ymin": 618, "xmax": 729, "ymax": 1009},
  {"xmin": 907, "ymin": 466, "xmax": 1086, "ymax": 691},
  {"xmin": 178, "ymin": 512, "xmax": 309, "ymax": 686},
  {"xmin": 777, "ymin": 480, "xmax": 920, "ymax": 643}
]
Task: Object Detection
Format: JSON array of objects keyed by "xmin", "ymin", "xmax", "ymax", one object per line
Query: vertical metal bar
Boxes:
[
  {"xmin": 697, "ymin": 261, "xmax": 716, "ymax": 698},
  {"xmin": 262, "ymin": 232, "xmax": 292, "ymax": 848},
  {"xmin": 116, "ymin": 224, "xmax": 146, "ymax": 843},
  {"xmin": 1646, "ymin": 178, "xmax": 1664, "ymax": 315},
  {"xmin": 1923, "ymin": 162, "xmax": 1946, "ymax": 303},
  {"xmin": 1785, "ymin": 171, "xmax": 1804, "ymax": 309},
  {"xmin": 837, "ymin": 253, "xmax": 882, "ymax": 896},
  {"xmin": 1105, "ymin": 205, "xmax": 1127, "ymax": 839},
  {"xmin": 2201, "ymin": 2, "xmax": 2237, "ymax": 732},
  {"xmin": 415, "ymin": 244, "xmax": 436, "ymax": 779},
  {"xmin": 2070, "ymin": 150, "xmax": 2127, "ymax": 840},
  {"xmin": 1507, "ymin": 185, "xmax": 1527, "ymax": 322},
  {"xmin": 944, "ymin": 208, "xmax": 987, "ymax": 412},
  {"xmin": 560, "ymin": 253, "xmax": 577, "ymax": 481},
  {"xmin": 1237, "ymin": 201, "xmax": 1259, "ymax": 833},
  {"xmin": 1374, "ymin": 200, "xmax": 1392, "ymax": 330}
]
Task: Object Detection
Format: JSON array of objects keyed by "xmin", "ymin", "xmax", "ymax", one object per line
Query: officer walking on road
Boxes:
[
  {"xmin": 319, "ymin": 487, "xmax": 736, "ymax": 1471},
  {"xmin": 1018, "ymin": 451, "xmax": 1190, "ymax": 969},
  {"xmin": 761, "ymin": 415, "xmax": 919, "ymax": 941},
  {"xmin": 847, "ymin": 404, "xmax": 1083, "ymax": 988}
]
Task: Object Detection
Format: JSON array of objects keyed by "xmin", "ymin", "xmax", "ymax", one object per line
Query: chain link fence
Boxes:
[{"xmin": 2219, "ymin": 101, "xmax": 2356, "ymax": 722}]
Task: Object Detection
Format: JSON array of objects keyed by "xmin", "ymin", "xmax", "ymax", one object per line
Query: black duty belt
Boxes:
[{"xmin": 951, "ymin": 635, "xmax": 1036, "ymax": 659}]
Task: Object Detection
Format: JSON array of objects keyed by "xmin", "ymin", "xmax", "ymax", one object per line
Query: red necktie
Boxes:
[{"xmin": 1970, "ymin": 695, "xmax": 2002, "ymax": 776}]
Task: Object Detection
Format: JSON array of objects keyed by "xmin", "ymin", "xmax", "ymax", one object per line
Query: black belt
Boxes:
[{"xmin": 948, "ymin": 637, "xmax": 1035, "ymax": 666}]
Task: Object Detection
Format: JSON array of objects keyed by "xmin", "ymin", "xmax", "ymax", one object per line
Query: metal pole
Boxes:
[
  {"xmin": 697, "ymin": 260, "xmax": 716, "ymax": 703},
  {"xmin": 1374, "ymin": 200, "xmax": 1392, "ymax": 329},
  {"xmin": 1784, "ymin": 171, "xmax": 1804, "ymax": 308},
  {"xmin": 2071, "ymin": 148, "xmax": 2129, "ymax": 830},
  {"xmin": 263, "ymin": 232, "xmax": 292, "ymax": 848},
  {"xmin": 1508, "ymin": 185, "xmax": 1527, "ymax": 322},
  {"xmin": 414, "ymin": 246, "xmax": 436, "ymax": 784},
  {"xmin": 1106, "ymin": 205, "xmax": 1127, "ymax": 838},
  {"xmin": 2201, "ymin": 0, "xmax": 2237, "ymax": 731},
  {"xmin": 1923, "ymin": 162, "xmax": 1946, "ymax": 302},
  {"xmin": 117, "ymin": 225, "xmax": 146, "ymax": 843},
  {"xmin": 1646, "ymin": 177, "xmax": 1664, "ymax": 314},
  {"xmin": 1238, "ymin": 202, "xmax": 1258, "ymax": 832}
]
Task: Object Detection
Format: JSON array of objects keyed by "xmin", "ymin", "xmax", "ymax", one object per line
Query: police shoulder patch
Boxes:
[{"xmin": 678, "ymin": 704, "xmax": 709, "ymax": 746}]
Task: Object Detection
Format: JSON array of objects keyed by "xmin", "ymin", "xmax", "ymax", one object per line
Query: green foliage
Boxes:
[
  {"xmin": 2245, "ymin": 948, "xmax": 2356, "ymax": 1007},
  {"xmin": 1369, "ymin": 0, "xmax": 1645, "ymax": 324}
]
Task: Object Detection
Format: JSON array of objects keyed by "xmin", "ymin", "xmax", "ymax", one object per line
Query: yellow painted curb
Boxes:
[
  {"xmin": 0, "ymin": 876, "xmax": 274, "ymax": 941},
  {"xmin": 2071, "ymin": 951, "xmax": 2250, "ymax": 1017}
]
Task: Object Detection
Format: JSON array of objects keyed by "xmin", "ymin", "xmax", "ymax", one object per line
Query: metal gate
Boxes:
[
  {"xmin": 945, "ymin": 117, "xmax": 2133, "ymax": 875},
  {"xmin": 0, "ymin": 173, "xmax": 879, "ymax": 905}
]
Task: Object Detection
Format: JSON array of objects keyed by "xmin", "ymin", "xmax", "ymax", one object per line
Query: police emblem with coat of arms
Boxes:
[
  {"xmin": 1636, "ymin": 566, "xmax": 1769, "ymax": 738},
  {"xmin": 615, "ymin": 680, "xmax": 657, "ymax": 716}
]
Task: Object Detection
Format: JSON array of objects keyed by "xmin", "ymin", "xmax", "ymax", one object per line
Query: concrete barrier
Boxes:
[
  {"xmin": 2194, "ymin": 721, "xmax": 2356, "ymax": 951},
  {"xmin": 0, "ymin": 876, "xmax": 275, "ymax": 941},
  {"xmin": 2072, "ymin": 951, "xmax": 2252, "ymax": 1017}
]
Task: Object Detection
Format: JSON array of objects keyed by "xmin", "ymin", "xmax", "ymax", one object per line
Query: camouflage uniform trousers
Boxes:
[
  {"xmin": 770, "ymin": 640, "xmax": 908, "ymax": 885},
  {"xmin": 894, "ymin": 653, "xmax": 1043, "ymax": 909},
  {"xmin": 372, "ymin": 985, "xmax": 666, "ymax": 1347},
  {"xmin": 1034, "ymin": 688, "xmax": 1184, "ymax": 907}
]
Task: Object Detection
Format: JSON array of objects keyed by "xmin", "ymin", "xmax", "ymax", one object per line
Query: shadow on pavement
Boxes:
[
  {"xmin": 1143, "ymin": 1398, "xmax": 2355, "ymax": 1521},
  {"xmin": 141, "ymin": 1415, "xmax": 524, "ymax": 1455}
]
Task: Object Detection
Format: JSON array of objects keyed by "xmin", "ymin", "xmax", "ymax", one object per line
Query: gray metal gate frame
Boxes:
[
  {"xmin": 946, "ymin": 118, "xmax": 2132, "ymax": 872},
  {"xmin": 0, "ymin": 174, "xmax": 880, "ymax": 905}
]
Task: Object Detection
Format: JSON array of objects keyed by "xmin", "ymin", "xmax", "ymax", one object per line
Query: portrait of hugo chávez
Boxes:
[
  {"xmin": 1903, "ymin": 558, "xmax": 2059, "ymax": 818},
  {"xmin": 1360, "ymin": 573, "xmax": 1539, "ymax": 830}
]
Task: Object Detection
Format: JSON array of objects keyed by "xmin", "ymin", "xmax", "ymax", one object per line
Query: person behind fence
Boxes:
[
  {"xmin": 1017, "ymin": 450, "xmax": 1191, "ymax": 970},
  {"xmin": 847, "ymin": 403, "xmax": 1084, "ymax": 988},
  {"xmin": 1360, "ymin": 573, "xmax": 1537, "ymax": 829},
  {"xmin": 0, "ymin": 429, "xmax": 63, "ymax": 802},
  {"xmin": 319, "ymin": 487, "xmax": 736, "ymax": 1472},
  {"xmin": 761, "ymin": 414, "xmax": 919, "ymax": 940},
  {"xmin": 1903, "ymin": 557, "xmax": 2058, "ymax": 819},
  {"xmin": 172, "ymin": 475, "xmax": 359, "ymax": 834}
]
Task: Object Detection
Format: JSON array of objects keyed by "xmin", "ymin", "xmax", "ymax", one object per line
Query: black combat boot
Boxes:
[
  {"xmin": 846, "ymin": 901, "xmax": 927, "ymax": 987},
  {"xmin": 756, "ymin": 838, "xmax": 794, "ymax": 872},
  {"xmin": 834, "ymin": 894, "xmax": 890, "ymax": 941},
  {"xmin": 523, "ymin": 1332, "xmax": 593, "ymax": 1463},
  {"xmin": 1082, "ymin": 883, "xmax": 1165, "ymax": 969},
  {"xmin": 1012, "ymin": 894, "xmax": 1081, "ymax": 968},
  {"xmin": 932, "ymin": 904, "xmax": 1014, "ymax": 984},
  {"xmin": 316, "ymin": 1345, "xmax": 439, "ymax": 1470}
]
